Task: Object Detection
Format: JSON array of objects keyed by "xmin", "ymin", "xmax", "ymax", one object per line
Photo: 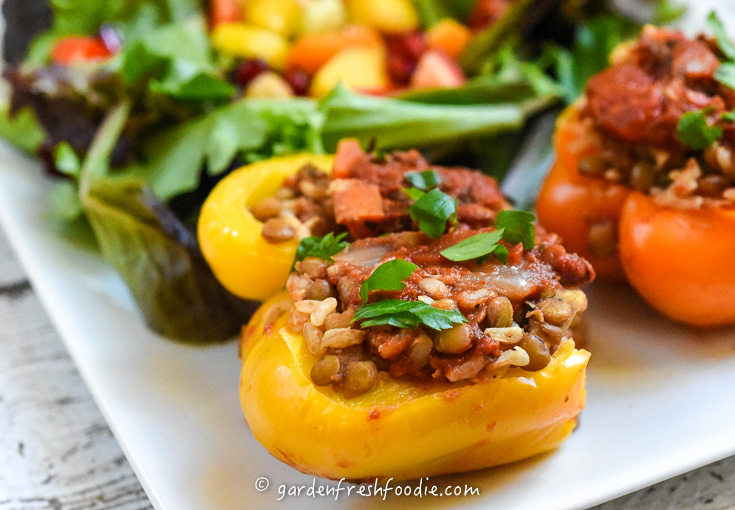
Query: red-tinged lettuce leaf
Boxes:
[{"xmin": 82, "ymin": 175, "xmax": 255, "ymax": 343}]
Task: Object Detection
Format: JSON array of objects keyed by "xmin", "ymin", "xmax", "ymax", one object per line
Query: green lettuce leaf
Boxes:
[
  {"xmin": 321, "ymin": 85, "xmax": 554, "ymax": 152},
  {"xmin": 82, "ymin": 175, "xmax": 254, "ymax": 343}
]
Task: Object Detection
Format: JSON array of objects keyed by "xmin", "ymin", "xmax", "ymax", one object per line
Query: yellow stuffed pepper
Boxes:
[
  {"xmin": 198, "ymin": 153, "xmax": 334, "ymax": 301},
  {"xmin": 199, "ymin": 139, "xmax": 510, "ymax": 302},
  {"xmin": 239, "ymin": 223, "xmax": 593, "ymax": 480}
]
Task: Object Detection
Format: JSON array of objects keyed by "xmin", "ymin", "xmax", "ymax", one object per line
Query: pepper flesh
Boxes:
[
  {"xmin": 198, "ymin": 154, "xmax": 334, "ymax": 302},
  {"xmin": 240, "ymin": 293, "xmax": 590, "ymax": 481},
  {"xmin": 619, "ymin": 192, "xmax": 735, "ymax": 327},
  {"xmin": 536, "ymin": 107, "xmax": 630, "ymax": 280}
]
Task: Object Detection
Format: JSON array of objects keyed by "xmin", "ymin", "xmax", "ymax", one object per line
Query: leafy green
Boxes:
[
  {"xmin": 405, "ymin": 169, "xmax": 441, "ymax": 191},
  {"xmin": 413, "ymin": 0, "xmax": 476, "ymax": 27},
  {"xmin": 110, "ymin": 18, "xmax": 235, "ymax": 103},
  {"xmin": 652, "ymin": 0, "xmax": 686, "ymax": 24},
  {"xmin": 123, "ymin": 98, "xmax": 324, "ymax": 200},
  {"xmin": 676, "ymin": 109, "xmax": 723, "ymax": 150},
  {"xmin": 27, "ymin": 0, "xmax": 201, "ymax": 65},
  {"xmin": 707, "ymin": 11, "xmax": 735, "ymax": 61},
  {"xmin": 53, "ymin": 142, "xmax": 82, "ymax": 177},
  {"xmin": 545, "ymin": 15, "xmax": 640, "ymax": 103},
  {"xmin": 723, "ymin": 111, "xmax": 735, "ymax": 123},
  {"xmin": 321, "ymin": 85, "xmax": 553, "ymax": 151},
  {"xmin": 360, "ymin": 260, "xmax": 418, "ymax": 303},
  {"xmin": 353, "ymin": 299, "xmax": 467, "ymax": 331},
  {"xmin": 409, "ymin": 188, "xmax": 457, "ymax": 239},
  {"xmin": 460, "ymin": 0, "xmax": 538, "ymax": 73},
  {"xmin": 83, "ymin": 175, "xmax": 254, "ymax": 342},
  {"xmin": 440, "ymin": 230, "xmax": 506, "ymax": 264},
  {"xmin": 716, "ymin": 63, "xmax": 735, "ymax": 91},
  {"xmin": 495, "ymin": 210, "xmax": 536, "ymax": 249},
  {"xmin": 0, "ymin": 104, "xmax": 46, "ymax": 154},
  {"xmin": 68, "ymin": 102, "xmax": 255, "ymax": 343},
  {"xmin": 293, "ymin": 232, "xmax": 349, "ymax": 269}
]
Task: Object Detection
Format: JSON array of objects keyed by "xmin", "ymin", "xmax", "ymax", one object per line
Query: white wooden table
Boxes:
[{"xmin": 1, "ymin": 226, "xmax": 734, "ymax": 510}]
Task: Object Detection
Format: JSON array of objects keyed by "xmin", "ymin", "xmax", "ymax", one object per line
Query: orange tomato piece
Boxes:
[
  {"xmin": 286, "ymin": 25, "xmax": 381, "ymax": 75},
  {"xmin": 536, "ymin": 108, "xmax": 631, "ymax": 280},
  {"xmin": 619, "ymin": 192, "xmax": 735, "ymax": 327},
  {"xmin": 426, "ymin": 18, "xmax": 472, "ymax": 59},
  {"xmin": 210, "ymin": 0, "xmax": 243, "ymax": 28},
  {"xmin": 51, "ymin": 37, "xmax": 112, "ymax": 65}
]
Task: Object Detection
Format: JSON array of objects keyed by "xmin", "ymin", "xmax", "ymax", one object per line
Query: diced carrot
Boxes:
[
  {"xmin": 210, "ymin": 0, "xmax": 243, "ymax": 29},
  {"xmin": 426, "ymin": 18, "xmax": 472, "ymax": 59},
  {"xmin": 286, "ymin": 25, "xmax": 381, "ymax": 75},
  {"xmin": 333, "ymin": 139, "xmax": 366, "ymax": 178},
  {"xmin": 330, "ymin": 179, "xmax": 385, "ymax": 238},
  {"xmin": 51, "ymin": 37, "xmax": 112, "ymax": 65}
]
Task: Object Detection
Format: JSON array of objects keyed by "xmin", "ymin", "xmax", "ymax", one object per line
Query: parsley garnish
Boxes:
[
  {"xmin": 716, "ymin": 63, "xmax": 735, "ymax": 91},
  {"xmin": 352, "ymin": 299, "xmax": 468, "ymax": 330},
  {"xmin": 440, "ymin": 210, "xmax": 536, "ymax": 264},
  {"xmin": 405, "ymin": 169, "xmax": 441, "ymax": 191},
  {"xmin": 293, "ymin": 232, "xmax": 349, "ymax": 269},
  {"xmin": 676, "ymin": 109, "xmax": 723, "ymax": 150},
  {"xmin": 496, "ymin": 210, "xmax": 536, "ymax": 250},
  {"xmin": 409, "ymin": 188, "xmax": 458, "ymax": 239},
  {"xmin": 360, "ymin": 259, "xmax": 417, "ymax": 303},
  {"xmin": 708, "ymin": 11, "xmax": 735, "ymax": 61},
  {"xmin": 724, "ymin": 111, "xmax": 735, "ymax": 122},
  {"xmin": 440, "ymin": 231, "xmax": 508, "ymax": 264}
]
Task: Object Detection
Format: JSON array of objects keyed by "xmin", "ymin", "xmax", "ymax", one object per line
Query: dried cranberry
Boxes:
[
  {"xmin": 283, "ymin": 69, "xmax": 311, "ymax": 96},
  {"xmin": 387, "ymin": 53, "xmax": 417, "ymax": 84},
  {"xmin": 234, "ymin": 59, "xmax": 269, "ymax": 87},
  {"xmin": 385, "ymin": 32, "xmax": 426, "ymax": 84},
  {"xmin": 468, "ymin": 0, "xmax": 510, "ymax": 30},
  {"xmin": 386, "ymin": 32, "xmax": 427, "ymax": 61}
]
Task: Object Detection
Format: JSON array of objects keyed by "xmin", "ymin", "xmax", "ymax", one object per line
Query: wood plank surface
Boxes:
[{"xmin": 0, "ymin": 226, "xmax": 734, "ymax": 510}]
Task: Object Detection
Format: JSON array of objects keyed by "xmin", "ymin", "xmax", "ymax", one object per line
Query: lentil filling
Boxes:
[
  {"xmin": 285, "ymin": 228, "xmax": 593, "ymax": 397},
  {"xmin": 575, "ymin": 25, "xmax": 735, "ymax": 209},
  {"xmin": 251, "ymin": 139, "xmax": 509, "ymax": 243}
]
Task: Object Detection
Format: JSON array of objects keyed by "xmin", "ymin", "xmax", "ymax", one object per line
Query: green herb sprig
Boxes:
[
  {"xmin": 360, "ymin": 259, "xmax": 417, "ymax": 303},
  {"xmin": 440, "ymin": 210, "xmax": 536, "ymax": 264},
  {"xmin": 352, "ymin": 259, "xmax": 467, "ymax": 331},
  {"xmin": 352, "ymin": 299, "xmax": 468, "ymax": 331},
  {"xmin": 676, "ymin": 108, "xmax": 723, "ymax": 150},
  {"xmin": 408, "ymin": 188, "xmax": 458, "ymax": 239},
  {"xmin": 293, "ymin": 232, "xmax": 350, "ymax": 270},
  {"xmin": 405, "ymin": 169, "xmax": 441, "ymax": 191}
]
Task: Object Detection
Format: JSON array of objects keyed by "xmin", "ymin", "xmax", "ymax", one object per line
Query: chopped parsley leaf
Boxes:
[
  {"xmin": 292, "ymin": 232, "xmax": 349, "ymax": 269},
  {"xmin": 359, "ymin": 259, "xmax": 417, "ymax": 303},
  {"xmin": 352, "ymin": 299, "xmax": 468, "ymax": 331},
  {"xmin": 495, "ymin": 210, "xmax": 536, "ymax": 250},
  {"xmin": 676, "ymin": 109, "xmax": 723, "ymax": 150},
  {"xmin": 708, "ymin": 11, "xmax": 735, "ymax": 62},
  {"xmin": 405, "ymin": 169, "xmax": 441, "ymax": 191},
  {"xmin": 440, "ymin": 230, "xmax": 506, "ymax": 264},
  {"xmin": 409, "ymin": 187, "xmax": 457, "ymax": 239},
  {"xmin": 439, "ymin": 210, "xmax": 536, "ymax": 264}
]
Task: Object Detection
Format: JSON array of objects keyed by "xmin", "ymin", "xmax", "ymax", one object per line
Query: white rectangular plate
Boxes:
[{"xmin": 2, "ymin": 3, "xmax": 735, "ymax": 508}]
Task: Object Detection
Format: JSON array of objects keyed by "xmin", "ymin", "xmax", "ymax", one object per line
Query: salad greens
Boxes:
[{"xmin": 0, "ymin": 0, "xmax": 683, "ymax": 341}]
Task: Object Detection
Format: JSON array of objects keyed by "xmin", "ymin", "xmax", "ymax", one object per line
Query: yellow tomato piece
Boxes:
[
  {"xmin": 300, "ymin": 0, "xmax": 348, "ymax": 34},
  {"xmin": 211, "ymin": 23, "xmax": 289, "ymax": 69},
  {"xmin": 245, "ymin": 72, "xmax": 294, "ymax": 98},
  {"xmin": 346, "ymin": 0, "xmax": 419, "ymax": 33},
  {"xmin": 198, "ymin": 154, "xmax": 334, "ymax": 302},
  {"xmin": 310, "ymin": 46, "xmax": 391, "ymax": 98},
  {"xmin": 244, "ymin": 0, "xmax": 302, "ymax": 37},
  {"xmin": 240, "ymin": 293, "xmax": 590, "ymax": 481}
]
